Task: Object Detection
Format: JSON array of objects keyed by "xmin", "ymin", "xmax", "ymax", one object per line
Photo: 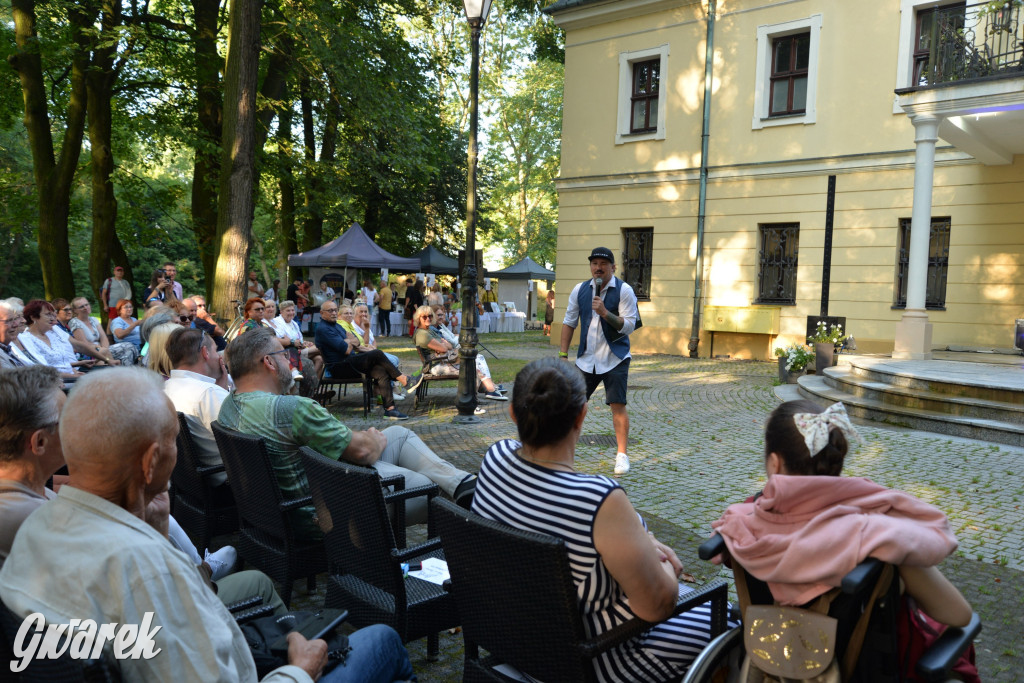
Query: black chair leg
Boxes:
[{"xmin": 427, "ymin": 632, "xmax": 439, "ymax": 661}]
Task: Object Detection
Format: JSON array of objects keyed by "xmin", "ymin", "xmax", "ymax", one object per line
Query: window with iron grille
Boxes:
[
  {"xmin": 630, "ymin": 59, "xmax": 660, "ymax": 133},
  {"xmin": 756, "ymin": 223, "xmax": 799, "ymax": 305},
  {"xmin": 894, "ymin": 217, "xmax": 950, "ymax": 310},
  {"xmin": 621, "ymin": 228, "xmax": 653, "ymax": 301},
  {"xmin": 770, "ymin": 33, "xmax": 810, "ymax": 116}
]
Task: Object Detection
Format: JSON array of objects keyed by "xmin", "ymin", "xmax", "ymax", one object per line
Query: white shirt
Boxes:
[
  {"xmin": 361, "ymin": 287, "xmax": 377, "ymax": 305},
  {"xmin": 18, "ymin": 329, "xmax": 74, "ymax": 374},
  {"xmin": 164, "ymin": 369, "xmax": 229, "ymax": 486},
  {"xmin": 563, "ymin": 275, "xmax": 637, "ymax": 375},
  {"xmin": 270, "ymin": 316, "xmax": 302, "ymax": 343}
]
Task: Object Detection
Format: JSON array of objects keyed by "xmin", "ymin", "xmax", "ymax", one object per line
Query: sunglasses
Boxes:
[
  {"xmin": 420, "ymin": 314, "xmax": 434, "ymax": 320},
  {"xmin": 178, "ymin": 315, "xmax": 194, "ymax": 323},
  {"xmin": 252, "ymin": 307, "xmax": 265, "ymax": 312}
]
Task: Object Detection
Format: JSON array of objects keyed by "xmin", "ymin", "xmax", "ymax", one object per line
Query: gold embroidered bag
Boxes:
[{"xmin": 738, "ymin": 604, "xmax": 840, "ymax": 682}]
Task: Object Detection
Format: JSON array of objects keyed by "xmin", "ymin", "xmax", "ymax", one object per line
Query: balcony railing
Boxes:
[{"xmin": 916, "ymin": 1, "xmax": 1024, "ymax": 86}]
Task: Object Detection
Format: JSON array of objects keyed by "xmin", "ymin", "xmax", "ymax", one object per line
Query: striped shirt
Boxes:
[{"xmin": 472, "ymin": 439, "xmax": 722, "ymax": 682}]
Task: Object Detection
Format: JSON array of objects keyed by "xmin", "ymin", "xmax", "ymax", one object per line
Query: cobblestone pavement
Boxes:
[{"xmin": 315, "ymin": 333, "xmax": 1024, "ymax": 681}]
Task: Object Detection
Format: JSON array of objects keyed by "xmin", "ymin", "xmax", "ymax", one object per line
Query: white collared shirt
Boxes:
[
  {"xmin": 164, "ymin": 369, "xmax": 229, "ymax": 486},
  {"xmin": 563, "ymin": 275, "xmax": 637, "ymax": 375}
]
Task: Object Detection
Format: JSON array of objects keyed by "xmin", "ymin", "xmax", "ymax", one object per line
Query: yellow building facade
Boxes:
[{"xmin": 546, "ymin": 0, "xmax": 1024, "ymax": 359}]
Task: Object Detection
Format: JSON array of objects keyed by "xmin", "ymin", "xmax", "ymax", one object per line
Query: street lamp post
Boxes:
[{"xmin": 455, "ymin": 0, "xmax": 493, "ymax": 423}]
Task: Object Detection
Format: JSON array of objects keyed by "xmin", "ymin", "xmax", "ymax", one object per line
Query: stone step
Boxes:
[
  {"xmin": 844, "ymin": 357, "xmax": 1024, "ymax": 404},
  {"xmin": 796, "ymin": 374, "xmax": 1024, "ymax": 447},
  {"xmin": 822, "ymin": 365, "xmax": 1024, "ymax": 426}
]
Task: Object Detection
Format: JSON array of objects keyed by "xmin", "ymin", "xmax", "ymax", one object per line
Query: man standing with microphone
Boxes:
[{"xmin": 559, "ymin": 246, "xmax": 639, "ymax": 475}]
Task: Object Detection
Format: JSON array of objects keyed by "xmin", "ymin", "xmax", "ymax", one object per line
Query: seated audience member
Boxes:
[
  {"xmin": 347, "ymin": 304, "xmax": 403, "ymax": 400},
  {"xmin": 315, "ymin": 302, "xmax": 415, "ymax": 420},
  {"xmin": 110, "ymin": 298, "xmax": 144, "ymax": 351},
  {"xmin": 185, "ymin": 296, "xmax": 227, "ymax": 351},
  {"xmin": 17, "ymin": 300, "xmax": 86, "ymax": 380},
  {"xmin": 0, "ymin": 301, "xmax": 28, "ymax": 369},
  {"xmin": 430, "ymin": 304, "xmax": 504, "ymax": 400},
  {"xmin": 239, "ymin": 297, "xmax": 273, "ymax": 335},
  {"xmin": 472, "ymin": 358, "xmax": 733, "ymax": 681},
  {"xmin": 163, "ymin": 328, "xmax": 231, "ymax": 490},
  {"xmin": 169, "ymin": 299, "xmax": 196, "ymax": 329},
  {"xmin": 0, "ymin": 368, "xmax": 416, "ymax": 682},
  {"xmin": 0, "ymin": 366, "xmax": 65, "ymax": 566},
  {"xmin": 219, "ymin": 329, "xmax": 477, "ymax": 539},
  {"xmin": 269, "ymin": 300, "xmax": 322, "ymax": 378},
  {"xmin": 413, "ymin": 305, "xmax": 504, "ymax": 401},
  {"xmin": 70, "ymin": 296, "xmax": 138, "ymax": 366},
  {"xmin": 711, "ymin": 400, "xmax": 972, "ymax": 626},
  {"xmin": 191, "ymin": 295, "xmax": 226, "ymax": 337},
  {"xmin": 140, "ymin": 304, "xmax": 177, "ymax": 347},
  {"xmin": 51, "ymin": 297, "xmax": 105, "ymax": 363},
  {"xmin": 144, "ymin": 322, "xmax": 181, "ymax": 377}
]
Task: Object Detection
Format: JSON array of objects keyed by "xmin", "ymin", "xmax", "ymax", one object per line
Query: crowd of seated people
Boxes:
[{"xmin": 0, "ymin": 275, "xmax": 977, "ymax": 682}]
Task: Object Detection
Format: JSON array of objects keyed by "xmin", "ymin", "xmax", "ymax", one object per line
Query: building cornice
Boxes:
[
  {"xmin": 554, "ymin": 148, "xmax": 978, "ymax": 191},
  {"xmin": 546, "ymin": 0, "xmax": 696, "ymax": 31}
]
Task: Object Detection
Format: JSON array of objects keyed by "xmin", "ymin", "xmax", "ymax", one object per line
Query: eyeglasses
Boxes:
[
  {"xmin": 265, "ymin": 349, "xmax": 289, "ymax": 362},
  {"xmin": 61, "ymin": 307, "xmax": 73, "ymax": 313},
  {"xmin": 1, "ymin": 316, "xmax": 23, "ymax": 326},
  {"xmin": 196, "ymin": 303, "xmax": 206, "ymax": 309},
  {"xmin": 252, "ymin": 307, "xmax": 265, "ymax": 313},
  {"xmin": 196, "ymin": 329, "xmax": 207, "ymax": 355}
]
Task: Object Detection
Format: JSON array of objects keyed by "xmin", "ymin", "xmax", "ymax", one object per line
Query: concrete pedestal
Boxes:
[{"xmin": 893, "ymin": 310, "xmax": 933, "ymax": 360}]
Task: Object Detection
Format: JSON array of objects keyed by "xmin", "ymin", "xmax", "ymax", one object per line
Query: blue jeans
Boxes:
[{"xmin": 321, "ymin": 624, "xmax": 415, "ymax": 683}]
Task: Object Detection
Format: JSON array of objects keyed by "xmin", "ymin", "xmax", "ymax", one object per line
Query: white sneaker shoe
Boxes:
[
  {"xmin": 204, "ymin": 546, "xmax": 237, "ymax": 581},
  {"xmin": 613, "ymin": 453, "xmax": 630, "ymax": 475}
]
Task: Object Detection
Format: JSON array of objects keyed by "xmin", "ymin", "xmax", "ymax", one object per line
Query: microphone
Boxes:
[{"xmin": 594, "ymin": 277, "xmax": 603, "ymax": 292}]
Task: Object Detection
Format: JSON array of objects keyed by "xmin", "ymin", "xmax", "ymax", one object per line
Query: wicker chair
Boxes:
[
  {"xmin": 412, "ymin": 346, "xmax": 460, "ymax": 410},
  {"xmin": 171, "ymin": 412, "xmax": 238, "ymax": 550},
  {"xmin": 0, "ymin": 598, "xmax": 121, "ymax": 682},
  {"xmin": 210, "ymin": 421, "xmax": 326, "ymax": 607},
  {"xmin": 432, "ymin": 498, "xmax": 730, "ymax": 683},
  {"xmin": 311, "ymin": 361, "xmax": 372, "ymax": 417},
  {"xmin": 298, "ymin": 447, "xmax": 458, "ymax": 659}
]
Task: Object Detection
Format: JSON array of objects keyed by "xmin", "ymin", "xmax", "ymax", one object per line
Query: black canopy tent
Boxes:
[
  {"xmin": 287, "ymin": 223, "xmax": 422, "ymax": 270},
  {"xmin": 414, "ymin": 245, "xmax": 461, "ymax": 275},
  {"xmin": 487, "ymin": 256, "xmax": 556, "ymax": 280}
]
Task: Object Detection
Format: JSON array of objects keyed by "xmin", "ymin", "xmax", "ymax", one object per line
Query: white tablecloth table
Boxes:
[
  {"xmin": 504, "ymin": 312, "xmax": 526, "ymax": 333},
  {"xmin": 477, "ymin": 312, "xmax": 492, "ymax": 334}
]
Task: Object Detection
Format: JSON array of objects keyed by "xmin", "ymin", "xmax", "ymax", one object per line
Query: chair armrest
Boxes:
[
  {"xmin": 698, "ymin": 534, "xmax": 725, "ymax": 561},
  {"xmin": 383, "ymin": 483, "xmax": 438, "ymax": 504},
  {"xmin": 197, "ymin": 463, "xmax": 226, "ymax": 477},
  {"xmin": 279, "ymin": 494, "xmax": 314, "ymax": 512},
  {"xmin": 390, "ymin": 537, "xmax": 443, "ymax": 563},
  {"xmin": 233, "ymin": 605, "xmax": 276, "ymax": 625},
  {"xmin": 840, "ymin": 558, "xmax": 884, "ymax": 595},
  {"xmin": 379, "ymin": 473, "xmax": 405, "ymax": 491},
  {"xmin": 225, "ymin": 595, "xmax": 264, "ymax": 613},
  {"xmin": 915, "ymin": 612, "xmax": 982, "ymax": 682},
  {"xmin": 580, "ymin": 579, "xmax": 730, "ymax": 658}
]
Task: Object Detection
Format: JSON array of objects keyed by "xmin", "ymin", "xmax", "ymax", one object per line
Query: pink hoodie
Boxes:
[{"xmin": 711, "ymin": 475, "xmax": 958, "ymax": 605}]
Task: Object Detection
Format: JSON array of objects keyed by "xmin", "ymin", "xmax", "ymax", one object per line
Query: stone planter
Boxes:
[
  {"xmin": 814, "ymin": 342, "xmax": 837, "ymax": 376},
  {"xmin": 779, "ymin": 357, "xmax": 806, "ymax": 384}
]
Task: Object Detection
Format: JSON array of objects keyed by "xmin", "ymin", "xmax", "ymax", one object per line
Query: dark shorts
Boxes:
[{"xmin": 582, "ymin": 357, "xmax": 630, "ymax": 406}]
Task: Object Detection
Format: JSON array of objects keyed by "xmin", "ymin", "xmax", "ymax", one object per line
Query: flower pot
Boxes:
[
  {"xmin": 786, "ymin": 368, "xmax": 805, "ymax": 384},
  {"xmin": 814, "ymin": 342, "xmax": 836, "ymax": 375},
  {"xmin": 778, "ymin": 357, "xmax": 788, "ymax": 383}
]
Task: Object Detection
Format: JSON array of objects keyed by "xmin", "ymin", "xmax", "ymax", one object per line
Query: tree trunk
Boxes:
[
  {"xmin": 191, "ymin": 0, "xmax": 223, "ymax": 296},
  {"xmin": 300, "ymin": 86, "xmax": 338, "ymax": 252},
  {"xmin": 10, "ymin": 0, "xmax": 93, "ymax": 299},
  {"xmin": 87, "ymin": 0, "xmax": 121, "ymax": 326},
  {"xmin": 299, "ymin": 77, "xmax": 321, "ymax": 253},
  {"xmin": 211, "ymin": 0, "xmax": 263, "ymax": 325},
  {"xmin": 278, "ymin": 96, "xmax": 299, "ymax": 283}
]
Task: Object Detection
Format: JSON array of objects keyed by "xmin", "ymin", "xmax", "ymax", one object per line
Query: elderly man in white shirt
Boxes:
[{"xmin": 163, "ymin": 327, "xmax": 230, "ymax": 488}]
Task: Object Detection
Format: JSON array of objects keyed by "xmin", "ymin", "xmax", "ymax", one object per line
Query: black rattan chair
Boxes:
[
  {"xmin": 298, "ymin": 446, "xmax": 458, "ymax": 659},
  {"xmin": 172, "ymin": 412, "xmax": 238, "ymax": 550},
  {"xmin": 0, "ymin": 598, "xmax": 121, "ymax": 682},
  {"xmin": 210, "ymin": 421, "xmax": 326, "ymax": 607},
  {"xmin": 312, "ymin": 362, "xmax": 372, "ymax": 417},
  {"xmin": 432, "ymin": 498, "xmax": 730, "ymax": 683}
]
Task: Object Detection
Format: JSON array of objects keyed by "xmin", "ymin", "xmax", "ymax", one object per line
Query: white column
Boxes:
[{"xmin": 893, "ymin": 114, "xmax": 940, "ymax": 360}]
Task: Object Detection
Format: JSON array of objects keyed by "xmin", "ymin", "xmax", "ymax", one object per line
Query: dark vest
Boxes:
[{"xmin": 577, "ymin": 280, "xmax": 630, "ymax": 361}]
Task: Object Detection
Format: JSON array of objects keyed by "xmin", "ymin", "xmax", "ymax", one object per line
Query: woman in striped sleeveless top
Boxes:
[{"xmin": 472, "ymin": 358, "xmax": 733, "ymax": 682}]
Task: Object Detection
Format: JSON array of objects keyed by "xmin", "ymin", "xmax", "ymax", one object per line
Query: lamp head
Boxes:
[{"xmin": 463, "ymin": 0, "xmax": 493, "ymax": 25}]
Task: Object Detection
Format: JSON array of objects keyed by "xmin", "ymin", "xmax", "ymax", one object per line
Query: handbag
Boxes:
[
  {"xmin": 738, "ymin": 604, "xmax": 841, "ymax": 682},
  {"xmin": 239, "ymin": 611, "xmax": 350, "ymax": 678},
  {"xmin": 898, "ymin": 596, "xmax": 980, "ymax": 683}
]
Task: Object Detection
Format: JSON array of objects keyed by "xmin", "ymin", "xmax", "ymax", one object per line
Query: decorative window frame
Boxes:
[
  {"xmin": 752, "ymin": 14, "xmax": 822, "ymax": 130},
  {"xmin": 616, "ymin": 45, "xmax": 669, "ymax": 145}
]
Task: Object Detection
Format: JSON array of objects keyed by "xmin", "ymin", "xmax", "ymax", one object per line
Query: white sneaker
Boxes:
[
  {"xmin": 204, "ymin": 546, "xmax": 237, "ymax": 581},
  {"xmin": 613, "ymin": 453, "xmax": 630, "ymax": 475}
]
